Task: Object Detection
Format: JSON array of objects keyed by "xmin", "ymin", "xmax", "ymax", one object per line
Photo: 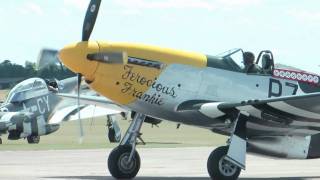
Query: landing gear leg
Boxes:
[
  {"xmin": 27, "ymin": 135, "xmax": 40, "ymax": 144},
  {"xmin": 207, "ymin": 112, "xmax": 248, "ymax": 180},
  {"xmin": 106, "ymin": 115, "xmax": 121, "ymax": 143},
  {"xmin": 107, "ymin": 113, "xmax": 145, "ymax": 179}
]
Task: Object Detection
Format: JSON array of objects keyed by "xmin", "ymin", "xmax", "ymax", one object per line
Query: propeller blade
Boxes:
[
  {"xmin": 82, "ymin": 0, "xmax": 102, "ymax": 41},
  {"xmin": 77, "ymin": 73, "xmax": 84, "ymax": 143}
]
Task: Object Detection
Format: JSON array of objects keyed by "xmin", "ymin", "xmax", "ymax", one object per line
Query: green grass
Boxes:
[{"xmin": 0, "ymin": 116, "xmax": 227, "ymax": 151}]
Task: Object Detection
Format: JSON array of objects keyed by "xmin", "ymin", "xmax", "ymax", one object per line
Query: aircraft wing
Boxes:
[
  {"xmin": 177, "ymin": 92, "xmax": 320, "ymax": 120},
  {"xmin": 57, "ymin": 93, "xmax": 129, "ymax": 112},
  {"xmin": 0, "ymin": 112, "xmax": 33, "ymax": 133},
  {"xmin": 48, "ymin": 104, "xmax": 125, "ymax": 124},
  {"xmin": 67, "ymin": 105, "xmax": 122, "ymax": 121},
  {"xmin": 0, "ymin": 112, "xmax": 16, "ymax": 132}
]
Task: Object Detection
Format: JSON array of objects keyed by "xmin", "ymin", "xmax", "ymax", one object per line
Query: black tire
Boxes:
[
  {"xmin": 0, "ymin": 137, "xmax": 2, "ymax": 144},
  {"xmin": 108, "ymin": 128, "xmax": 116, "ymax": 143},
  {"xmin": 207, "ymin": 146, "xmax": 241, "ymax": 180},
  {"xmin": 108, "ymin": 145, "xmax": 140, "ymax": 179},
  {"xmin": 27, "ymin": 135, "xmax": 40, "ymax": 144}
]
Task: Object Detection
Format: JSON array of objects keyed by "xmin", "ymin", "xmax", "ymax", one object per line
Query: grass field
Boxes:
[
  {"xmin": 0, "ymin": 89, "xmax": 227, "ymax": 150},
  {"xmin": 0, "ymin": 115, "xmax": 227, "ymax": 151}
]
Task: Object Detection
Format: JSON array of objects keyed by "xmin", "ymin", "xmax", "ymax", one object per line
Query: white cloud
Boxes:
[
  {"xmin": 121, "ymin": 9, "xmax": 142, "ymax": 16},
  {"xmin": 115, "ymin": 0, "xmax": 216, "ymax": 11},
  {"xmin": 217, "ymin": 0, "xmax": 263, "ymax": 9},
  {"xmin": 60, "ymin": 0, "xmax": 89, "ymax": 17},
  {"xmin": 114, "ymin": 0, "xmax": 265, "ymax": 12},
  {"xmin": 18, "ymin": 2, "xmax": 44, "ymax": 16},
  {"xmin": 63, "ymin": 0, "xmax": 89, "ymax": 11},
  {"xmin": 28, "ymin": 3, "xmax": 44, "ymax": 15},
  {"xmin": 0, "ymin": 7, "xmax": 4, "ymax": 17},
  {"xmin": 60, "ymin": 7, "xmax": 72, "ymax": 16},
  {"xmin": 288, "ymin": 9, "xmax": 320, "ymax": 23}
]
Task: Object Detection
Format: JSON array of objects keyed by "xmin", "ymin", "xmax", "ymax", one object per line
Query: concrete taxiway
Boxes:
[{"xmin": 0, "ymin": 147, "xmax": 319, "ymax": 180}]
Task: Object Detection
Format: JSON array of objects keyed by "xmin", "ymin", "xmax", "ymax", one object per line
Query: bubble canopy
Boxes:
[{"xmin": 5, "ymin": 78, "xmax": 48, "ymax": 103}]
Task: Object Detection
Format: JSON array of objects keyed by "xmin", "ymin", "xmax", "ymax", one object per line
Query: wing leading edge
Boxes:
[
  {"xmin": 176, "ymin": 92, "xmax": 320, "ymax": 120},
  {"xmin": 57, "ymin": 93, "xmax": 129, "ymax": 112}
]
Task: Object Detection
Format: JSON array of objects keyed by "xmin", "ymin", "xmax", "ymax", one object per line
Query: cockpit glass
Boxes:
[
  {"xmin": 33, "ymin": 80, "xmax": 46, "ymax": 89},
  {"xmin": 217, "ymin": 48, "xmax": 242, "ymax": 58},
  {"xmin": 216, "ymin": 48, "xmax": 244, "ymax": 71},
  {"xmin": 14, "ymin": 83, "xmax": 33, "ymax": 92},
  {"xmin": 5, "ymin": 78, "xmax": 48, "ymax": 103},
  {"xmin": 228, "ymin": 50, "xmax": 244, "ymax": 69}
]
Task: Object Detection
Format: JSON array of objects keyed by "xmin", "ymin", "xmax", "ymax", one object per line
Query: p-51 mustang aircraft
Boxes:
[
  {"xmin": 58, "ymin": 1, "xmax": 320, "ymax": 179},
  {"xmin": 0, "ymin": 76, "xmax": 126, "ymax": 144}
]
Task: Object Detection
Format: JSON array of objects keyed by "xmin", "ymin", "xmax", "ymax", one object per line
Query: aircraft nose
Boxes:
[{"xmin": 59, "ymin": 41, "xmax": 99, "ymax": 81}]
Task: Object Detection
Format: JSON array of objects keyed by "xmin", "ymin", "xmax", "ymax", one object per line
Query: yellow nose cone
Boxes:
[{"xmin": 59, "ymin": 41, "xmax": 99, "ymax": 81}]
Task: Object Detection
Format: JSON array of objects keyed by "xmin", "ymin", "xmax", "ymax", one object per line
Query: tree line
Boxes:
[{"xmin": 0, "ymin": 60, "xmax": 75, "ymax": 80}]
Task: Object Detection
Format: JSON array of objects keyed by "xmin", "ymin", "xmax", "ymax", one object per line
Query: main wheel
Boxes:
[
  {"xmin": 207, "ymin": 146, "xmax": 241, "ymax": 180},
  {"xmin": 0, "ymin": 137, "xmax": 2, "ymax": 144},
  {"xmin": 108, "ymin": 127, "xmax": 120, "ymax": 143},
  {"xmin": 108, "ymin": 145, "xmax": 140, "ymax": 179},
  {"xmin": 27, "ymin": 135, "xmax": 40, "ymax": 144},
  {"xmin": 108, "ymin": 128, "xmax": 116, "ymax": 143}
]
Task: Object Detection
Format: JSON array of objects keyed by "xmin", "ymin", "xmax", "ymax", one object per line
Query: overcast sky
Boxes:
[{"xmin": 1, "ymin": 0, "xmax": 320, "ymax": 73}]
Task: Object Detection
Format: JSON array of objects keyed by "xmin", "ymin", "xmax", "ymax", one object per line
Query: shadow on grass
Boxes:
[{"xmin": 44, "ymin": 176, "xmax": 320, "ymax": 180}]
